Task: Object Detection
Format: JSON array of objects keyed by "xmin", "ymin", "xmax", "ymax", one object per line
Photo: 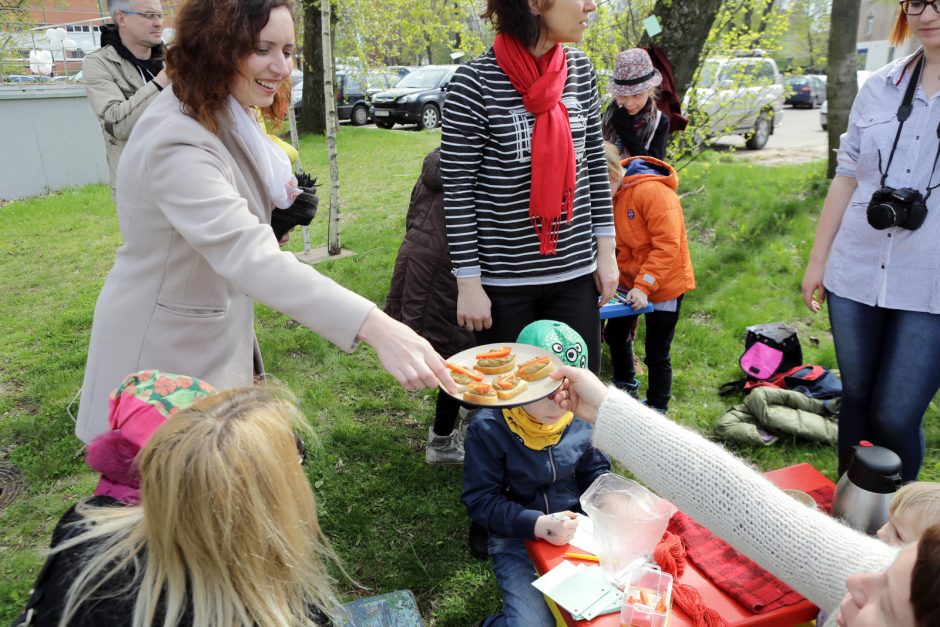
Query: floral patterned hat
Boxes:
[{"xmin": 85, "ymin": 370, "xmax": 216, "ymax": 504}]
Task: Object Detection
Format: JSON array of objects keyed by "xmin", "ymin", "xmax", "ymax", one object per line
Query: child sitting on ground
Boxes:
[
  {"xmin": 462, "ymin": 320, "xmax": 611, "ymax": 626},
  {"xmin": 877, "ymin": 481, "xmax": 940, "ymax": 545}
]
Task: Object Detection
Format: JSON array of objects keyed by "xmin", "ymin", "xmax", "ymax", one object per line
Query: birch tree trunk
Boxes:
[{"xmin": 321, "ymin": 0, "xmax": 341, "ymax": 254}]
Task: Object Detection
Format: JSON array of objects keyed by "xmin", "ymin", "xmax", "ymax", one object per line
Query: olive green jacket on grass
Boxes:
[{"xmin": 714, "ymin": 387, "xmax": 839, "ymax": 447}]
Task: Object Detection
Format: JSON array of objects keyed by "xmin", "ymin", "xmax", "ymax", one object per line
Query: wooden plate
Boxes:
[{"xmin": 442, "ymin": 342, "xmax": 565, "ymax": 408}]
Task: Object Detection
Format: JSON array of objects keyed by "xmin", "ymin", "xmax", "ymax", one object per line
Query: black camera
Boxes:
[{"xmin": 866, "ymin": 186, "xmax": 928, "ymax": 230}]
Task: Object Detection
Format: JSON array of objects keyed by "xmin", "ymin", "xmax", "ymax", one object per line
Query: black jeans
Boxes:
[
  {"xmin": 433, "ymin": 389, "xmax": 463, "ymax": 436},
  {"xmin": 476, "ymin": 274, "xmax": 601, "ymax": 374},
  {"xmin": 604, "ymin": 295, "xmax": 683, "ymax": 410}
]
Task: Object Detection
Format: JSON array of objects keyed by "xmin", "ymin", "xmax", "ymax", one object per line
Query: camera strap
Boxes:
[{"xmin": 880, "ymin": 54, "xmax": 924, "ymax": 187}]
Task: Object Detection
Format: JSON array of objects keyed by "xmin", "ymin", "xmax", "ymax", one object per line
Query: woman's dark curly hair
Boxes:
[
  {"xmin": 481, "ymin": 0, "xmax": 553, "ymax": 49},
  {"xmin": 912, "ymin": 524, "xmax": 940, "ymax": 627},
  {"xmin": 167, "ymin": 0, "xmax": 292, "ymax": 133}
]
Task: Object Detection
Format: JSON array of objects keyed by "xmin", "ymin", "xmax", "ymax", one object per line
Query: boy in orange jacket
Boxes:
[{"xmin": 605, "ymin": 155, "xmax": 695, "ymax": 412}]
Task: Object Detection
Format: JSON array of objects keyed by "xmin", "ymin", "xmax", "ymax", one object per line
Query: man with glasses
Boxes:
[{"xmin": 84, "ymin": 0, "xmax": 169, "ymax": 197}]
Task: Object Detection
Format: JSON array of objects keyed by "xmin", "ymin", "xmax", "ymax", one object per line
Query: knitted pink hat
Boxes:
[{"xmin": 608, "ymin": 49, "xmax": 662, "ymax": 97}]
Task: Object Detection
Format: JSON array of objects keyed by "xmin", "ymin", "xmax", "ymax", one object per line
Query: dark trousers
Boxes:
[
  {"xmin": 433, "ymin": 389, "xmax": 463, "ymax": 435},
  {"xmin": 476, "ymin": 274, "xmax": 602, "ymax": 374},
  {"xmin": 604, "ymin": 295, "xmax": 683, "ymax": 410}
]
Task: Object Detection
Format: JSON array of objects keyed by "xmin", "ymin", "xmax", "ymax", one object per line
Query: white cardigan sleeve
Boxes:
[{"xmin": 591, "ymin": 387, "xmax": 899, "ymax": 617}]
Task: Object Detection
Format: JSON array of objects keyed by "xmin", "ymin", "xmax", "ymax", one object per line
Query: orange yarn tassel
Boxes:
[{"xmin": 654, "ymin": 531, "xmax": 728, "ymax": 627}]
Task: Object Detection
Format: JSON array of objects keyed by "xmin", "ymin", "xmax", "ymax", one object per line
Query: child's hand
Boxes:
[
  {"xmin": 625, "ymin": 287, "xmax": 648, "ymax": 310},
  {"xmin": 535, "ymin": 511, "xmax": 578, "ymax": 546}
]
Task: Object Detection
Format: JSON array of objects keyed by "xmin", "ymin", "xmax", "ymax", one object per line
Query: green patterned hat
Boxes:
[{"xmin": 516, "ymin": 320, "xmax": 588, "ymax": 369}]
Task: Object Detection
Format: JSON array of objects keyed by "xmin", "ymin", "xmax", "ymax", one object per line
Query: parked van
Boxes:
[{"xmin": 683, "ymin": 53, "xmax": 785, "ymax": 150}]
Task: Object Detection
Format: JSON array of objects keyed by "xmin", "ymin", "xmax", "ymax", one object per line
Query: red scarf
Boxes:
[{"xmin": 493, "ymin": 34, "xmax": 575, "ymax": 255}]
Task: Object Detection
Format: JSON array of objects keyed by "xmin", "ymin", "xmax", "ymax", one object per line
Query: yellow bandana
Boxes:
[{"xmin": 502, "ymin": 406, "xmax": 574, "ymax": 450}]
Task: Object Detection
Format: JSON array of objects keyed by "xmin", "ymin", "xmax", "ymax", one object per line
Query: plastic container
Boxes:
[
  {"xmin": 580, "ymin": 473, "xmax": 677, "ymax": 586},
  {"xmin": 619, "ymin": 564, "xmax": 673, "ymax": 627}
]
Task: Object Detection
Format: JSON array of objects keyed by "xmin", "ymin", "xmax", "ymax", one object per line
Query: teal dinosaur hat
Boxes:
[{"xmin": 516, "ymin": 320, "xmax": 588, "ymax": 369}]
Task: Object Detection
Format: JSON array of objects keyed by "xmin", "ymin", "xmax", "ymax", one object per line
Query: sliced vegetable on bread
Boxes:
[
  {"xmin": 473, "ymin": 347, "xmax": 517, "ymax": 374},
  {"xmin": 493, "ymin": 373, "xmax": 528, "ymax": 400},
  {"xmin": 463, "ymin": 382, "xmax": 499, "ymax": 405},
  {"xmin": 445, "ymin": 361, "xmax": 485, "ymax": 382},
  {"xmin": 516, "ymin": 355, "xmax": 554, "ymax": 381},
  {"xmin": 447, "ymin": 365, "xmax": 479, "ymax": 393}
]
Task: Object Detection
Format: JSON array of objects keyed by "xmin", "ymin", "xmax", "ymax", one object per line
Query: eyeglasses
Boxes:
[
  {"xmin": 899, "ymin": 0, "xmax": 940, "ymax": 15},
  {"xmin": 120, "ymin": 9, "xmax": 164, "ymax": 21}
]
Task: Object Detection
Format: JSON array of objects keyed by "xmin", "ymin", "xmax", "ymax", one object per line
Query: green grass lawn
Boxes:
[{"xmin": 0, "ymin": 127, "xmax": 937, "ymax": 624}]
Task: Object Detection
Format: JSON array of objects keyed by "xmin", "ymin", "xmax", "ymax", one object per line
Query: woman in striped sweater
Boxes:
[{"xmin": 441, "ymin": 0, "xmax": 618, "ymax": 379}]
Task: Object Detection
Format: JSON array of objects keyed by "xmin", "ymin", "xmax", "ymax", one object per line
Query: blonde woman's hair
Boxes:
[
  {"xmin": 55, "ymin": 386, "xmax": 340, "ymax": 627},
  {"xmin": 892, "ymin": 482, "xmax": 940, "ymax": 536},
  {"xmin": 603, "ymin": 141, "xmax": 624, "ymax": 193}
]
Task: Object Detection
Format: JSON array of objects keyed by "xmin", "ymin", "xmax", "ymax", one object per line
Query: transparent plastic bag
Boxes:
[{"xmin": 580, "ymin": 473, "xmax": 677, "ymax": 586}]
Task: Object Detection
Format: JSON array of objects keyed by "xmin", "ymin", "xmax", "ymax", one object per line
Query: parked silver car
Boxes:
[{"xmin": 683, "ymin": 53, "xmax": 785, "ymax": 150}]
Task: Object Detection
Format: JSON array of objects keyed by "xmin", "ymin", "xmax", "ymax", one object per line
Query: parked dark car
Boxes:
[
  {"xmin": 386, "ymin": 65, "xmax": 417, "ymax": 78},
  {"xmin": 784, "ymin": 75, "xmax": 826, "ymax": 108},
  {"xmin": 3, "ymin": 74, "xmax": 46, "ymax": 83},
  {"xmin": 292, "ymin": 69, "xmax": 400, "ymax": 125},
  {"xmin": 370, "ymin": 65, "xmax": 459, "ymax": 130}
]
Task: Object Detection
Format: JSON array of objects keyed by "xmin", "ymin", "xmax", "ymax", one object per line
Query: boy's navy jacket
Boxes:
[{"xmin": 462, "ymin": 408, "xmax": 611, "ymax": 539}]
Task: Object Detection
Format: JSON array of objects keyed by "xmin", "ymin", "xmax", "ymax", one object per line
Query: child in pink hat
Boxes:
[
  {"xmin": 85, "ymin": 370, "xmax": 217, "ymax": 504},
  {"xmin": 602, "ymin": 48, "xmax": 670, "ymax": 160}
]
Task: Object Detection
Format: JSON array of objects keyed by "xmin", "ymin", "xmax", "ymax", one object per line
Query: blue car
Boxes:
[{"xmin": 784, "ymin": 75, "xmax": 826, "ymax": 109}]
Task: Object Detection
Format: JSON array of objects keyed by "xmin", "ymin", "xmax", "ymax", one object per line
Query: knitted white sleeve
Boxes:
[{"xmin": 592, "ymin": 387, "xmax": 899, "ymax": 616}]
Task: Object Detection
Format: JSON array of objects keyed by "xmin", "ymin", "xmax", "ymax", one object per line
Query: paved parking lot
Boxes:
[{"xmin": 712, "ymin": 106, "xmax": 828, "ymax": 164}]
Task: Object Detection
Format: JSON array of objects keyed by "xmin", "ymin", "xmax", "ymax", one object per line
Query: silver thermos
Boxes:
[{"xmin": 832, "ymin": 443, "xmax": 903, "ymax": 535}]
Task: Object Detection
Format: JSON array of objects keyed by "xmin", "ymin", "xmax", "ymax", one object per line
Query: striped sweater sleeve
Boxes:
[{"xmin": 441, "ymin": 63, "xmax": 488, "ymax": 277}]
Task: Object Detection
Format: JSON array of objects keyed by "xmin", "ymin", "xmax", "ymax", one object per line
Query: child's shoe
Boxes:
[
  {"xmin": 425, "ymin": 426, "xmax": 464, "ymax": 465},
  {"xmin": 613, "ymin": 379, "xmax": 640, "ymax": 399}
]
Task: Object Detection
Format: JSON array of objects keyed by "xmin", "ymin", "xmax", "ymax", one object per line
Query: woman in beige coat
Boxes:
[{"xmin": 76, "ymin": 0, "xmax": 454, "ymax": 443}]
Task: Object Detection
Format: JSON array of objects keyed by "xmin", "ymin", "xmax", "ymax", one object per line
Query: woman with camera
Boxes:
[{"xmin": 801, "ymin": 2, "xmax": 940, "ymax": 482}]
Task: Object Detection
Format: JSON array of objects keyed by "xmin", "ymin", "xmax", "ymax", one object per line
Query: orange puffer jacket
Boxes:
[{"xmin": 613, "ymin": 156, "xmax": 695, "ymax": 302}]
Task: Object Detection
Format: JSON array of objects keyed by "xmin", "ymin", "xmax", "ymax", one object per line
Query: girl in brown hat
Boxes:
[{"xmin": 602, "ymin": 48, "xmax": 670, "ymax": 161}]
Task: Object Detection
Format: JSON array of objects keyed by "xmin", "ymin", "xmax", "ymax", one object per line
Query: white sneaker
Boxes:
[{"xmin": 425, "ymin": 426, "xmax": 465, "ymax": 465}]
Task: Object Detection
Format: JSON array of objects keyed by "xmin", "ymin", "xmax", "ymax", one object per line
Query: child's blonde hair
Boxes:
[
  {"xmin": 603, "ymin": 141, "xmax": 623, "ymax": 193},
  {"xmin": 55, "ymin": 386, "xmax": 340, "ymax": 627},
  {"xmin": 892, "ymin": 482, "xmax": 940, "ymax": 532}
]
